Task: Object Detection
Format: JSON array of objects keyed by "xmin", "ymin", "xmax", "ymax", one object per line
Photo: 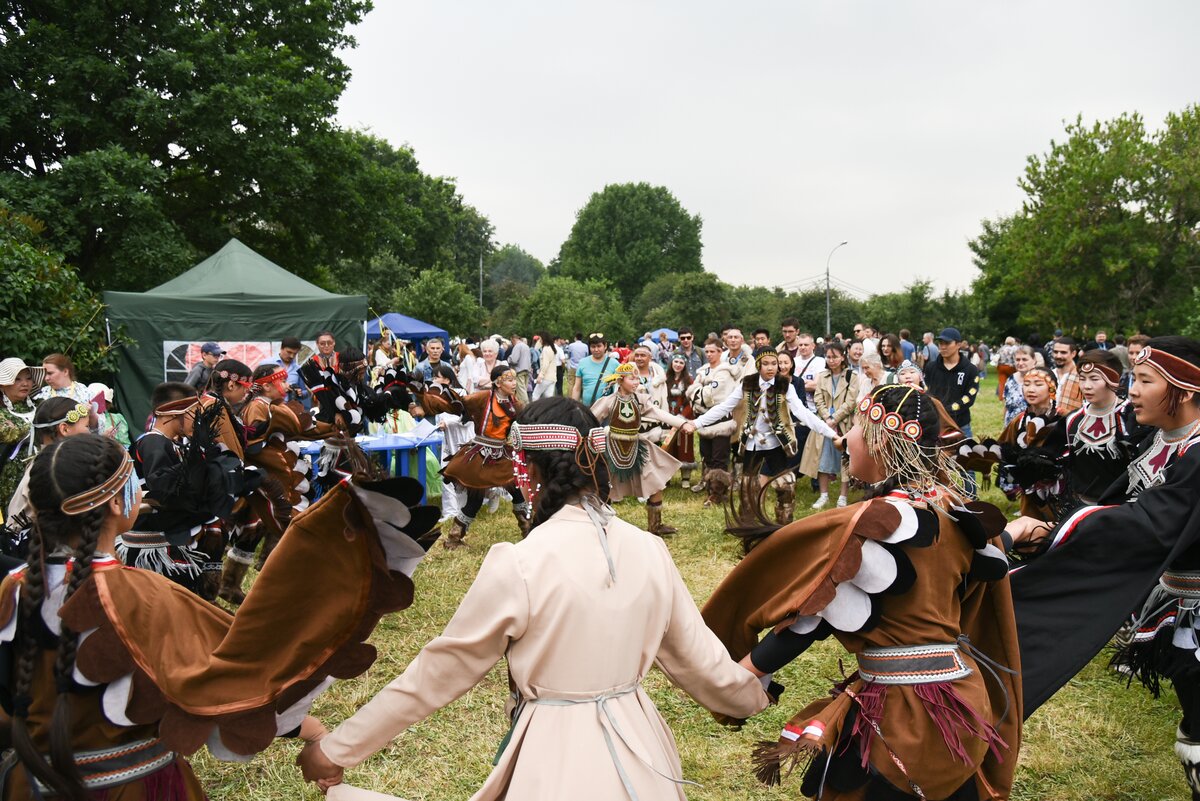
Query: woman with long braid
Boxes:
[
  {"xmin": 0, "ymin": 434, "xmax": 441, "ymax": 798},
  {"xmin": 297, "ymin": 396, "xmax": 770, "ymax": 800}
]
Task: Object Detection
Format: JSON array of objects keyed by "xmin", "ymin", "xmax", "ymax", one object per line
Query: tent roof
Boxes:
[
  {"xmin": 147, "ymin": 238, "xmax": 338, "ymax": 298},
  {"xmin": 367, "ymin": 312, "xmax": 448, "ymax": 341}
]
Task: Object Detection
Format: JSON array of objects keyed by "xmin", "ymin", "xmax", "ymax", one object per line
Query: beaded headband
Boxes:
[
  {"xmin": 857, "ymin": 385, "xmax": 924, "ymax": 442},
  {"xmin": 508, "ymin": 422, "xmax": 608, "ymax": 455},
  {"xmin": 508, "ymin": 422, "xmax": 609, "ymax": 497},
  {"xmin": 1079, "ymin": 361, "xmax": 1120, "ymax": 389},
  {"xmin": 154, "ymin": 396, "xmax": 200, "ymax": 416},
  {"xmin": 253, "ymin": 368, "xmax": 289, "ymax": 386},
  {"xmin": 1135, "ymin": 346, "xmax": 1200, "ymax": 393},
  {"xmin": 215, "ymin": 368, "xmax": 251, "ymax": 386},
  {"xmin": 604, "ymin": 362, "xmax": 637, "ymax": 383},
  {"xmin": 59, "ymin": 454, "xmax": 136, "ymax": 516},
  {"xmin": 33, "ymin": 402, "xmax": 90, "ymax": 429},
  {"xmin": 754, "ymin": 346, "xmax": 779, "ymax": 368}
]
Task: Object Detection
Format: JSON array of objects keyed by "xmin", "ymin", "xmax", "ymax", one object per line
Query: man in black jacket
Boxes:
[{"xmin": 923, "ymin": 326, "xmax": 981, "ymax": 495}]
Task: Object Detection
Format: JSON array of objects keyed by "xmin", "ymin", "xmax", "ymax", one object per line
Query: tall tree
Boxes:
[
  {"xmin": 554, "ymin": 183, "xmax": 703, "ymax": 306},
  {"xmin": 0, "ymin": 207, "xmax": 118, "ymax": 377},
  {"xmin": 970, "ymin": 108, "xmax": 1200, "ymax": 336},
  {"xmin": 0, "ymin": 1, "xmax": 379, "ymax": 286},
  {"xmin": 517, "ymin": 277, "xmax": 631, "ymax": 342},
  {"xmin": 389, "ymin": 268, "xmax": 484, "ymax": 338}
]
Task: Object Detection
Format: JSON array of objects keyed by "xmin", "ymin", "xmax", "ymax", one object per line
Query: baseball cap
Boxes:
[
  {"xmin": 201, "ymin": 341, "xmax": 226, "ymax": 356},
  {"xmin": 936, "ymin": 328, "xmax": 962, "ymax": 343}
]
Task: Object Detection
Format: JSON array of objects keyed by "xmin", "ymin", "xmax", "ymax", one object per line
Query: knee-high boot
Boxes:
[
  {"xmin": 218, "ymin": 548, "xmax": 254, "ymax": 606},
  {"xmin": 647, "ymin": 502, "xmax": 676, "ymax": 537}
]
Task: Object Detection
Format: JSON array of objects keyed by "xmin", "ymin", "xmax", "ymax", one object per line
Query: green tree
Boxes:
[
  {"xmin": 0, "ymin": 1, "xmax": 394, "ymax": 286},
  {"xmin": 0, "ymin": 207, "xmax": 120, "ymax": 378},
  {"xmin": 970, "ymin": 108, "xmax": 1200, "ymax": 336},
  {"xmin": 389, "ymin": 269, "xmax": 484, "ymax": 338},
  {"xmin": 554, "ymin": 183, "xmax": 703, "ymax": 306},
  {"xmin": 517, "ymin": 277, "xmax": 631, "ymax": 342},
  {"xmin": 484, "ymin": 244, "xmax": 545, "ymax": 308},
  {"xmin": 639, "ymin": 273, "xmax": 737, "ymax": 339}
]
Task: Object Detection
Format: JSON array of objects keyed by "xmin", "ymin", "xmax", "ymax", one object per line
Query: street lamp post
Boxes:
[{"xmin": 825, "ymin": 241, "xmax": 848, "ymax": 339}]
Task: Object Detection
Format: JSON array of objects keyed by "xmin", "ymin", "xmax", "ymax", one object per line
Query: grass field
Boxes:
[{"xmin": 194, "ymin": 376, "xmax": 1186, "ymax": 800}]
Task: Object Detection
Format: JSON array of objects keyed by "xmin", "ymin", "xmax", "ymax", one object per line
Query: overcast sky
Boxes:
[{"xmin": 335, "ymin": 1, "xmax": 1199, "ymax": 297}]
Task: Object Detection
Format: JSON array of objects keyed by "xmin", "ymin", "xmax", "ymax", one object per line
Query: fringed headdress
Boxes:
[
  {"xmin": 603, "ymin": 362, "xmax": 637, "ymax": 384},
  {"xmin": 856, "ymin": 385, "xmax": 966, "ymax": 499}
]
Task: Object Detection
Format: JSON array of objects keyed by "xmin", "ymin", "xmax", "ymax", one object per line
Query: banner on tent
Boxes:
[{"xmin": 163, "ymin": 340, "xmax": 316, "ymax": 382}]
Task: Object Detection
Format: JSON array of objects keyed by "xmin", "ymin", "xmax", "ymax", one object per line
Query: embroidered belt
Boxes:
[
  {"xmin": 1160, "ymin": 570, "xmax": 1200, "ymax": 599},
  {"xmin": 119, "ymin": 531, "xmax": 172, "ymax": 548},
  {"xmin": 857, "ymin": 643, "xmax": 972, "ymax": 685},
  {"xmin": 467, "ymin": 435, "xmax": 509, "ymax": 461},
  {"xmin": 33, "ymin": 738, "xmax": 175, "ymax": 793}
]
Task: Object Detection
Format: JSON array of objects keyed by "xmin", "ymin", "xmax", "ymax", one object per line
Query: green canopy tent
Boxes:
[{"xmin": 104, "ymin": 238, "xmax": 366, "ymax": 427}]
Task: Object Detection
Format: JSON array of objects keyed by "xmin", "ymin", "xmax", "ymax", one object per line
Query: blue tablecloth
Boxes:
[{"xmin": 301, "ymin": 432, "xmax": 444, "ymax": 498}]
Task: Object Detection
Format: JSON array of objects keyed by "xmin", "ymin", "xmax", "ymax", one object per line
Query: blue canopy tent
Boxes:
[
  {"xmin": 647, "ymin": 327, "xmax": 679, "ymax": 343},
  {"xmin": 366, "ymin": 312, "xmax": 448, "ymax": 343}
]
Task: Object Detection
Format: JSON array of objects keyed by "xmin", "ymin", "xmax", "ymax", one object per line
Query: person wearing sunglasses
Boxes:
[{"xmin": 675, "ymin": 326, "xmax": 702, "ymax": 377}]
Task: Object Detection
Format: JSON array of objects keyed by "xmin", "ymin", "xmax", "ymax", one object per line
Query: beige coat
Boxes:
[
  {"xmin": 320, "ymin": 504, "xmax": 769, "ymax": 800},
  {"xmin": 685, "ymin": 359, "xmax": 741, "ymax": 438},
  {"xmin": 799, "ymin": 368, "xmax": 860, "ymax": 479}
]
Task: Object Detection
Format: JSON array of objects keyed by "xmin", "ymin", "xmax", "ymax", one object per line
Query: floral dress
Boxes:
[
  {"xmin": 1002, "ymin": 374, "xmax": 1027, "ymax": 427},
  {"xmin": 0, "ymin": 399, "xmax": 34, "ymax": 511}
]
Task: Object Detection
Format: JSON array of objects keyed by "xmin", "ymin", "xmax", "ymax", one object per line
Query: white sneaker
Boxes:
[
  {"xmin": 811, "ymin": 494, "xmax": 829, "ymax": 510},
  {"xmin": 836, "ymin": 496, "xmax": 848, "ymax": 508}
]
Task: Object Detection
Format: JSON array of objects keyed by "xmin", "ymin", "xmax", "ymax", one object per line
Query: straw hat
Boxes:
[{"xmin": 0, "ymin": 357, "xmax": 45, "ymax": 389}]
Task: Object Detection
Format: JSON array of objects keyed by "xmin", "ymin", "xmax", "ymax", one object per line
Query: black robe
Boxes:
[{"xmin": 1012, "ymin": 428, "xmax": 1200, "ymax": 715}]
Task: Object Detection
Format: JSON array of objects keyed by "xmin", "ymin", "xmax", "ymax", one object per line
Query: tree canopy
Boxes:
[
  {"xmin": 0, "ymin": 206, "xmax": 116, "ymax": 377},
  {"xmin": 553, "ymin": 183, "xmax": 703, "ymax": 306},
  {"xmin": 0, "ymin": 2, "xmax": 494, "ymax": 294},
  {"xmin": 970, "ymin": 107, "xmax": 1200, "ymax": 337}
]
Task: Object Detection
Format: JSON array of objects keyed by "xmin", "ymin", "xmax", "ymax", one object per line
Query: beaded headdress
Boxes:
[
  {"xmin": 1135, "ymin": 346, "xmax": 1200, "ymax": 392},
  {"xmin": 856, "ymin": 384, "xmax": 965, "ymax": 496}
]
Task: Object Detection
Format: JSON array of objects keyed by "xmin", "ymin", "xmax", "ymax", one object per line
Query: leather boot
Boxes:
[
  {"xmin": 255, "ymin": 526, "xmax": 283, "ymax": 571},
  {"xmin": 1177, "ymin": 727, "xmax": 1200, "ymax": 801},
  {"xmin": 647, "ymin": 502, "xmax": 676, "ymax": 537},
  {"xmin": 705, "ymin": 469, "xmax": 732, "ymax": 507},
  {"xmin": 443, "ymin": 517, "xmax": 469, "ymax": 550},
  {"xmin": 513, "ymin": 504, "xmax": 532, "ymax": 538},
  {"xmin": 774, "ymin": 484, "xmax": 796, "ymax": 526},
  {"xmin": 772, "ymin": 474, "xmax": 796, "ymax": 526},
  {"xmin": 217, "ymin": 550, "xmax": 253, "ymax": 606}
]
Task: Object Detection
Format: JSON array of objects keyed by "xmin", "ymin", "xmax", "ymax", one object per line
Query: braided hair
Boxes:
[
  {"xmin": 15, "ymin": 434, "xmax": 128, "ymax": 800},
  {"xmin": 32, "ymin": 397, "xmax": 84, "ymax": 447},
  {"xmin": 512, "ymin": 397, "xmax": 610, "ymax": 527}
]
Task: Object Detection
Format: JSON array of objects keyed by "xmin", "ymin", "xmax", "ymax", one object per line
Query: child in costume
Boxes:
[
  {"xmin": 702, "ymin": 384, "xmax": 1020, "ymax": 800},
  {"xmin": 1007, "ymin": 336, "xmax": 1200, "ymax": 799},
  {"xmin": 1061, "ymin": 349, "xmax": 1148, "ymax": 504},
  {"xmin": 663, "ymin": 352, "xmax": 697, "ymax": 489},
  {"xmin": 684, "ymin": 347, "xmax": 836, "ymax": 533},
  {"xmin": 992, "ymin": 366, "xmax": 1066, "ymax": 521},
  {"xmin": 296, "ymin": 396, "xmax": 770, "ymax": 801},
  {"xmin": 419, "ymin": 364, "xmax": 529, "ymax": 549},
  {"xmin": 0, "ymin": 433, "xmax": 440, "ymax": 799},
  {"xmin": 590, "ymin": 362, "xmax": 690, "ymax": 536}
]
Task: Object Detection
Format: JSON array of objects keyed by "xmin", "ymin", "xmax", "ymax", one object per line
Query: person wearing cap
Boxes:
[
  {"xmin": 924, "ymin": 327, "xmax": 981, "ymax": 497},
  {"xmin": 185, "ymin": 341, "xmax": 225, "ymax": 389},
  {"xmin": 0, "ymin": 357, "xmax": 43, "ymax": 511}
]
